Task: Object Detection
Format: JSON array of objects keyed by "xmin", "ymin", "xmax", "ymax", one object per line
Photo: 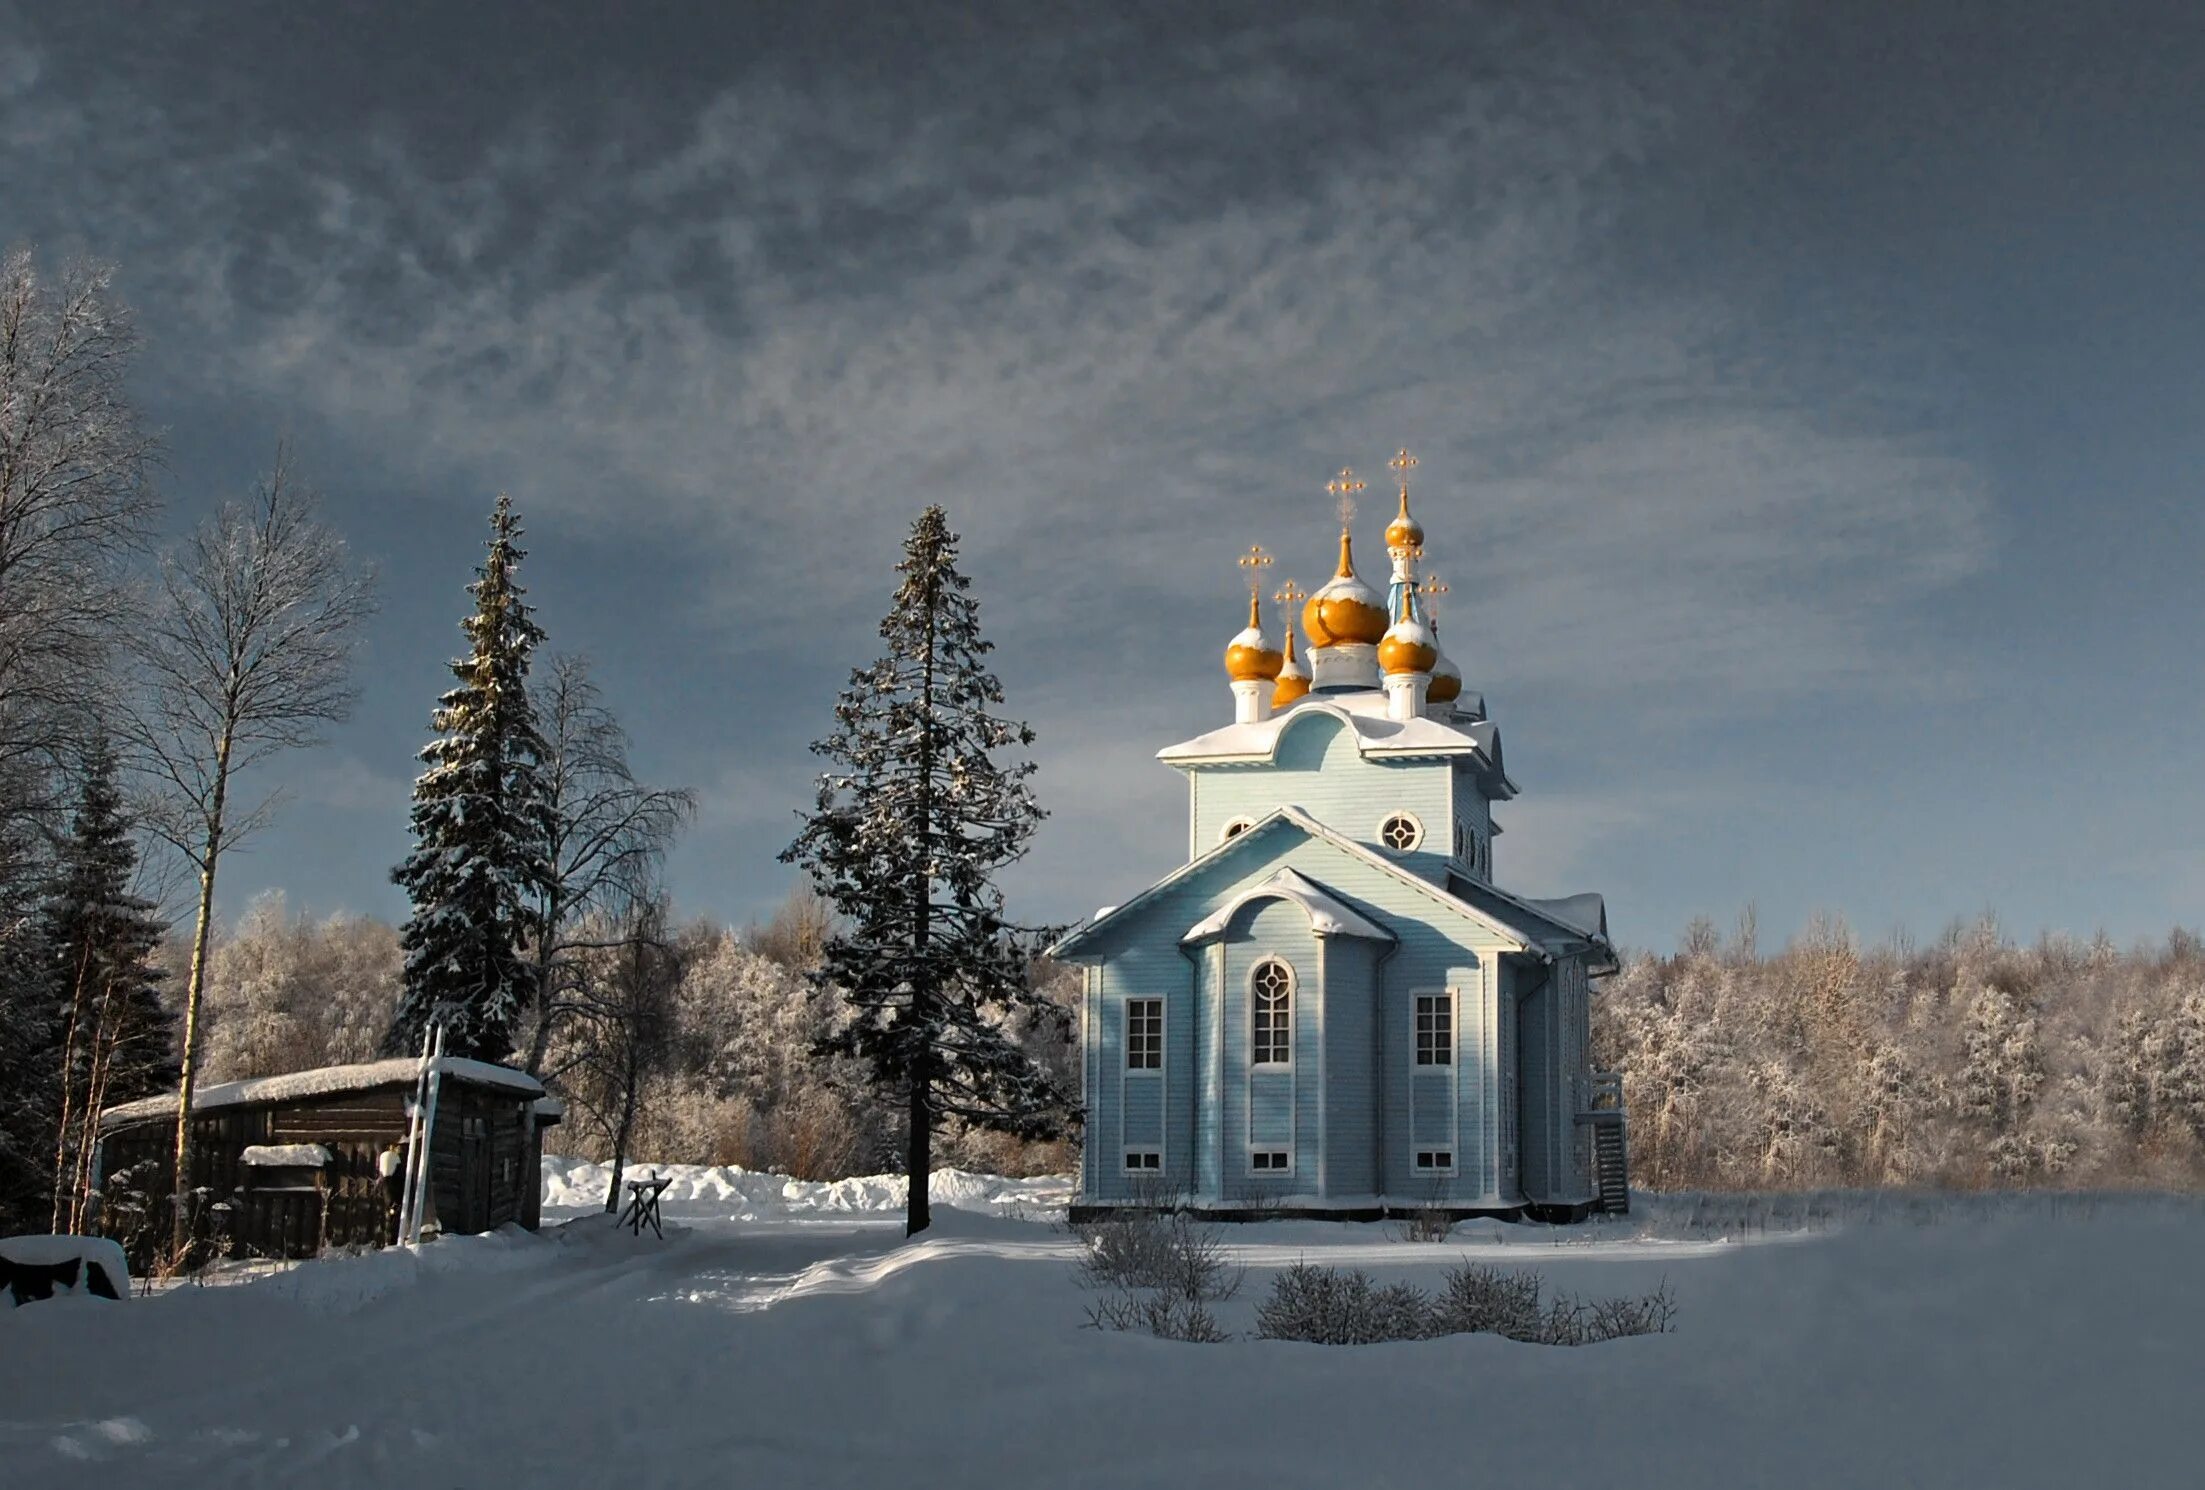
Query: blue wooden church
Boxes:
[{"xmin": 1055, "ymin": 456, "xmax": 1628, "ymax": 1220}]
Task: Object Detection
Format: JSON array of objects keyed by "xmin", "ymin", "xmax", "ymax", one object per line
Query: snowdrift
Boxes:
[{"xmin": 540, "ymin": 1154, "xmax": 1074, "ymax": 1220}]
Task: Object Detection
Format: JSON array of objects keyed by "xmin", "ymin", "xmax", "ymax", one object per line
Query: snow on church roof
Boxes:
[
  {"xmin": 100, "ymin": 1057, "xmax": 545, "ymax": 1129},
  {"xmin": 1053, "ymin": 805, "xmax": 1608, "ymax": 965},
  {"xmin": 1181, "ymin": 868, "xmax": 1394, "ymax": 945},
  {"xmin": 1157, "ymin": 690, "xmax": 1515, "ymax": 795}
]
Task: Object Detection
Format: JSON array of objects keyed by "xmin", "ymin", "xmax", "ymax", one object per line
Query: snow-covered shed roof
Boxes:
[
  {"xmin": 1181, "ymin": 868, "xmax": 1394, "ymax": 946},
  {"xmin": 1158, "ymin": 691, "xmax": 1516, "ymax": 798},
  {"xmin": 100, "ymin": 1057, "xmax": 546, "ymax": 1130}
]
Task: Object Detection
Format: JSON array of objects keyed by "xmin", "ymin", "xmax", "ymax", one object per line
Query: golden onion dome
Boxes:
[
  {"xmin": 1301, "ymin": 531, "xmax": 1389, "ymax": 648},
  {"xmin": 1378, "ymin": 614, "xmax": 1438, "ymax": 676},
  {"xmin": 1428, "ymin": 646, "xmax": 1463, "ymax": 704},
  {"xmin": 1224, "ymin": 591, "xmax": 1284, "ymax": 682},
  {"xmin": 1272, "ymin": 628, "xmax": 1310, "ymax": 708},
  {"xmin": 1385, "ymin": 488, "xmax": 1424, "ymax": 551}
]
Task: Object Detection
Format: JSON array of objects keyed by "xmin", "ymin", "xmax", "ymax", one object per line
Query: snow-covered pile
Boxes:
[
  {"xmin": 541, "ymin": 1154, "xmax": 1073, "ymax": 1219},
  {"xmin": 0, "ymin": 1234, "xmax": 130, "ymax": 1307}
]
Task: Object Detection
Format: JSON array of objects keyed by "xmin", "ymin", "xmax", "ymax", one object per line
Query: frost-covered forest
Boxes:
[
  {"xmin": 177, "ymin": 887, "xmax": 1080, "ymax": 1183},
  {"xmin": 1597, "ymin": 911, "xmax": 2205, "ymax": 1191}
]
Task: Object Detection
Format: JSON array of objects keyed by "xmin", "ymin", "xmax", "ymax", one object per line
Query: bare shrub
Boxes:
[
  {"xmin": 1394, "ymin": 1208, "xmax": 1456, "ymax": 1243},
  {"xmin": 1255, "ymin": 1263, "xmax": 1431, "ymax": 1344},
  {"xmin": 1432, "ymin": 1262, "xmax": 1545, "ymax": 1341},
  {"xmin": 1075, "ymin": 1199, "xmax": 1241, "ymax": 1305},
  {"xmin": 1074, "ymin": 1194, "xmax": 1241, "ymax": 1343},
  {"xmin": 1259, "ymin": 1262, "xmax": 1678, "ymax": 1346}
]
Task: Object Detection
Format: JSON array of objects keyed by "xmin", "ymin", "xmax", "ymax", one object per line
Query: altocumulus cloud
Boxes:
[{"xmin": 0, "ymin": 4, "xmax": 1993, "ymax": 923}]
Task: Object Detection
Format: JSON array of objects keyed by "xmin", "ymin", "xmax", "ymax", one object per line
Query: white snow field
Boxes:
[{"xmin": 2, "ymin": 1161, "xmax": 2200, "ymax": 1489}]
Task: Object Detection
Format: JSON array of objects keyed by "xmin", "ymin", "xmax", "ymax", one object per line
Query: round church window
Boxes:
[{"xmin": 1379, "ymin": 812, "xmax": 1422, "ymax": 854}]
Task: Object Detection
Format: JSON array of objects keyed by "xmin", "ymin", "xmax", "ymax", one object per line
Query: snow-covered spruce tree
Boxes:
[
  {"xmin": 783, "ymin": 505, "xmax": 1072, "ymax": 1236},
  {"xmin": 386, "ymin": 495, "xmax": 554, "ymax": 1062},
  {"xmin": 38, "ymin": 739, "xmax": 172, "ymax": 1230}
]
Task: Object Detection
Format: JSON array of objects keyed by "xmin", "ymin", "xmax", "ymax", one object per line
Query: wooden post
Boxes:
[
  {"xmin": 406, "ymin": 1025, "xmax": 448, "ymax": 1245},
  {"xmin": 395, "ymin": 1025, "xmax": 435, "ymax": 1242}
]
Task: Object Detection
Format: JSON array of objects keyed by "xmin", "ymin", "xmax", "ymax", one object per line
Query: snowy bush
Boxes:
[
  {"xmin": 1431, "ymin": 1262, "xmax": 1545, "ymax": 1341},
  {"xmin": 1075, "ymin": 1199, "xmax": 1240, "ymax": 1342},
  {"xmin": 1255, "ymin": 1264, "xmax": 1431, "ymax": 1344},
  {"xmin": 1256, "ymin": 1262, "xmax": 1676, "ymax": 1346}
]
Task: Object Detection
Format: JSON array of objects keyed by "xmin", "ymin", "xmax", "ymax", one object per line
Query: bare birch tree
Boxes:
[
  {"xmin": 550, "ymin": 897, "xmax": 681, "ymax": 1212},
  {"xmin": 131, "ymin": 447, "xmax": 376, "ymax": 1254},
  {"xmin": 519, "ymin": 653, "xmax": 693, "ymax": 1074},
  {"xmin": 0, "ymin": 248, "xmax": 159, "ymax": 835}
]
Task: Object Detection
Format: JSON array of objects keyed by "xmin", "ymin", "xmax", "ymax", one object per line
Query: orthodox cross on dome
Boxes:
[
  {"xmin": 1389, "ymin": 447, "xmax": 1418, "ymax": 499},
  {"xmin": 1237, "ymin": 544, "xmax": 1274, "ymax": 628},
  {"xmin": 1272, "ymin": 577, "xmax": 1306, "ymax": 651},
  {"xmin": 1326, "ymin": 467, "xmax": 1366, "ymax": 527},
  {"xmin": 1237, "ymin": 543, "xmax": 1274, "ymax": 596},
  {"xmin": 1418, "ymin": 572, "xmax": 1449, "ymax": 627}
]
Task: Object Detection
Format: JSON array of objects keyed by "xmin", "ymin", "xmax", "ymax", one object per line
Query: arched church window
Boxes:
[
  {"xmin": 1219, "ymin": 816, "xmax": 1256, "ymax": 844},
  {"xmin": 1250, "ymin": 958, "xmax": 1293, "ymax": 1066},
  {"xmin": 1379, "ymin": 812, "xmax": 1423, "ymax": 855}
]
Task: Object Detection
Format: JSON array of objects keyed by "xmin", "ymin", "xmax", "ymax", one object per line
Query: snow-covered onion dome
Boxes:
[
  {"xmin": 1385, "ymin": 487, "xmax": 1424, "ymax": 553},
  {"xmin": 1223, "ymin": 590, "xmax": 1284, "ymax": 683},
  {"xmin": 1377, "ymin": 609, "xmax": 1437, "ymax": 676},
  {"xmin": 1272, "ymin": 625, "xmax": 1310, "ymax": 708},
  {"xmin": 1428, "ymin": 634, "xmax": 1463, "ymax": 705},
  {"xmin": 1301, "ymin": 530, "xmax": 1389, "ymax": 648}
]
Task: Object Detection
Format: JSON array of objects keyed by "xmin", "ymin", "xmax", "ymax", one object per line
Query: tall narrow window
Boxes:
[
  {"xmin": 1251, "ymin": 959, "xmax": 1292, "ymax": 1066},
  {"xmin": 1126, "ymin": 998, "xmax": 1163, "ymax": 1071},
  {"xmin": 1415, "ymin": 993, "xmax": 1453, "ymax": 1066}
]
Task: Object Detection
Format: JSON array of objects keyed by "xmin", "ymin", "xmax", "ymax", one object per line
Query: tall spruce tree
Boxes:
[
  {"xmin": 783, "ymin": 505, "xmax": 1070, "ymax": 1236},
  {"xmin": 0, "ymin": 822, "xmax": 54, "ymax": 1234},
  {"xmin": 386, "ymin": 495, "xmax": 554, "ymax": 1061},
  {"xmin": 38, "ymin": 740, "xmax": 173, "ymax": 1231}
]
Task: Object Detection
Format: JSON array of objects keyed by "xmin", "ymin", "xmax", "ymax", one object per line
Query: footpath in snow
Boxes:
[{"xmin": 2, "ymin": 1159, "xmax": 2201, "ymax": 1488}]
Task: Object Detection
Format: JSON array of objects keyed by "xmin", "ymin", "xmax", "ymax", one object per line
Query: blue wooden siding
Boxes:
[
  {"xmin": 1188, "ymin": 711, "xmax": 1458, "ymax": 886},
  {"xmin": 1073, "ymin": 820, "xmax": 1535, "ymax": 1206}
]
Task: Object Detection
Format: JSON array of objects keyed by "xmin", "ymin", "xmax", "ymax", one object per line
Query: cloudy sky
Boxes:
[{"xmin": 4, "ymin": 2, "xmax": 2201, "ymax": 950}]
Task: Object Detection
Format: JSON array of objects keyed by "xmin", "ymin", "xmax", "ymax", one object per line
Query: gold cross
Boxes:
[
  {"xmin": 1238, "ymin": 543, "xmax": 1274, "ymax": 595},
  {"xmin": 1326, "ymin": 467, "xmax": 1366, "ymax": 525},
  {"xmin": 1389, "ymin": 448, "xmax": 1418, "ymax": 498},
  {"xmin": 1273, "ymin": 577, "xmax": 1306, "ymax": 616},
  {"xmin": 1419, "ymin": 573, "xmax": 1449, "ymax": 619}
]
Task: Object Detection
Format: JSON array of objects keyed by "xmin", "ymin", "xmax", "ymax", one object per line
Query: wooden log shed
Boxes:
[{"xmin": 97, "ymin": 1057, "xmax": 564, "ymax": 1261}]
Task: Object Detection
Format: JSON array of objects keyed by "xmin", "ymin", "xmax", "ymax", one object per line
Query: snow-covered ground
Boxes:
[{"xmin": 3, "ymin": 1160, "xmax": 2200, "ymax": 1488}]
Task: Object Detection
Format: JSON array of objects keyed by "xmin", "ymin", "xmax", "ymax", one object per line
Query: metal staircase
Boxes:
[{"xmin": 1585, "ymin": 1072, "xmax": 1630, "ymax": 1215}]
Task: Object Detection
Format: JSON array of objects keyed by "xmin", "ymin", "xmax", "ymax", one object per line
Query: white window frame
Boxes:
[
  {"xmin": 1125, "ymin": 997, "xmax": 1163, "ymax": 1071},
  {"xmin": 1218, "ymin": 815, "xmax": 1257, "ymax": 845},
  {"xmin": 1377, "ymin": 810, "xmax": 1424, "ymax": 856},
  {"xmin": 1414, "ymin": 992, "xmax": 1454, "ymax": 1067},
  {"xmin": 1247, "ymin": 1147, "xmax": 1294, "ymax": 1175},
  {"xmin": 1249, "ymin": 957, "xmax": 1294, "ymax": 1067},
  {"xmin": 1123, "ymin": 1149, "xmax": 1162, "ymax": 1173},
  {"xmin": 1414, "ymin": 1149, "xmax": 1457, "ymax": 1175}
]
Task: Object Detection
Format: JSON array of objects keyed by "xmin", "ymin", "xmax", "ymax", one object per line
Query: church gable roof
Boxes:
[
  {"xmin": 1180, "ymin": 867, "xmax": 1393, "ymax": 946},
  {"xmin": 1051, "ymin": 805, "xmax": 1601, "ymax": 963}
]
